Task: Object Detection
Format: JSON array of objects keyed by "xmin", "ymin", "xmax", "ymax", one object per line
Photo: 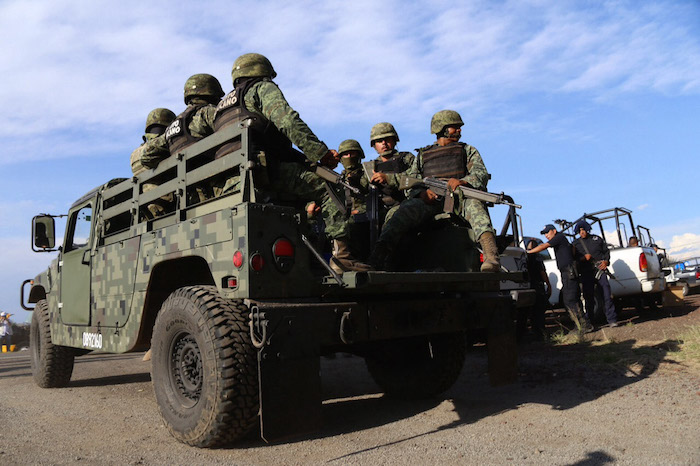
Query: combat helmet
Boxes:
[
  {"xmin": 369, "ymin": 122, "xmax": 399, "ymax": 145},
  {"xmin": 338, "ymin": 139, "xmax": 364, "ymax": 159},
  {"xmin": 430, "ymin": 110, "xmax": 464, "ymax": 135},
  {"xmin": 183, "ymin": 74, "xmax": 225, "ymax": 104},
  {"xmin": 231, "ymin": 53, "xmax": 277, "ymax": 84},
  {"xmin": 145, "ymin": 108, "xmax": 176, "ymax": 134}
]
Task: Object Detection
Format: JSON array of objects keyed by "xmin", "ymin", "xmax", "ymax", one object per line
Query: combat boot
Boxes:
[
  {"xmin": 330, "ymin": 238, "xmax": 373, "ymax": 274},
  {"xmin": 479, "ymin": 231, "xmax": 501, "ymax": 273},
  {"xmin": 368, "ymin": 241, "xmax": 392, "ymax": 271}
]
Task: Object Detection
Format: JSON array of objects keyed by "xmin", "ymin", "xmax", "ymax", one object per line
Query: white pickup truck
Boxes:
[
  {"xmin": 666, "ymin": 258, "xmax": 700, "ymax": 297},
  {"xmin": 524, "ymin": 208, "xmax": 665, "ymax": 314}
]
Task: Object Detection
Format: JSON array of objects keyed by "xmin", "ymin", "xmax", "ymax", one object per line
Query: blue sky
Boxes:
[{"xmin": 1, "ymin": 0, "xmax": 699, "ymax": 322}]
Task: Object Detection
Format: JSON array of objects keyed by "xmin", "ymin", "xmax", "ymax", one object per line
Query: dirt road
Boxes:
[{"xmin": 1, "ymin": 298, "xmax": 699, "ymax": 465}]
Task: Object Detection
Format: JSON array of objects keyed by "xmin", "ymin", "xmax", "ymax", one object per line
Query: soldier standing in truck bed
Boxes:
[
  {"xmin": 212, "ymin": 53, "xmax": 370, "ymax": 273},
  {"xmin": 368, "ymin": 110, "xmax": 500, "ymax": 272}
]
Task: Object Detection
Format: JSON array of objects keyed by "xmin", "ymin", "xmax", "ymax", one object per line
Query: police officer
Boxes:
[
  {"xmin": 141, "ymin": 74, "xmax": 225, "ymax": 170},
  {"xmin": 130, "ymin": 108, "xmax": 177, "ymax": 219},
  {"xmin": 212, "ymin": 53, "xmax": 370, "ymax": 273},
  {"xmin": 368, "ymin": 110, "xmax": 500, "ymax": 273},
  {"xmin": 573, "ymin": 221, "xmax": 618, "ymax": 327},
  {"xmin": 528, "ymin": 224, "xmax": 592, "ymax": 333}
]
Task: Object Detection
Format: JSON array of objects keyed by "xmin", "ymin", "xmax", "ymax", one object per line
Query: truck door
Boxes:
[{"xmin": 60, "ymin": 203, "xmax": 93, "ymax": 326}]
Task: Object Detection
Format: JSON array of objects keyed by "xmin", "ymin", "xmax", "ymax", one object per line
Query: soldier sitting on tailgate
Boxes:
[
  {"xmin": 130, "ymin": 108, "xmax": 176, "ymax": 219},
  {"xmin": 141, "ymin": 74, "xmax": 225, "ymax": 203},
  {"xmin": 368, "ymin": 110, "xmax": 501, "ymax": 272},
  {"xmin": 211, "ymin": 53, "xmax": 370, "ymax": 273}
]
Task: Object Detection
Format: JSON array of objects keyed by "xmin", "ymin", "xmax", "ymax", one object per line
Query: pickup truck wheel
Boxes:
[
  {"xmin": 151, "ymin": 286, "xmax": 258, "ymax": 447},
  {"xmin": 30, "ymin": 299, "xmax": 75, "ymax": 388},
  {"xmin": 680, "ymin": 282, "xmax": 690, "ymax": 297},
  {"xmin": 365, "ymin": 332, "xmax": 466, "ymax": 399}
]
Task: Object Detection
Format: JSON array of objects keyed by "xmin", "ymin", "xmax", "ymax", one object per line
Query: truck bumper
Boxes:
[
  {"xmin": 247, "ymin": 292, "xmax": 516, "ymax": 443},
  {"xmin": 641, "ymin": 278, "xmax": 665, "ymax": 293}
]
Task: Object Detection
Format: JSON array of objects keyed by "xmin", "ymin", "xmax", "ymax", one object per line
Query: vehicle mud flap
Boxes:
[
  {"xmin": 255, "ymin": 308, "xmax": 322, "ymax": 443},
  {"xmin": 487, "ymin": 300, "xmax": 518, "ymax": 386}
]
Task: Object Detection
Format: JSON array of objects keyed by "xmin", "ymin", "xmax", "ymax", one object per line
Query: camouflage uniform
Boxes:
[
  {"xmin": 131, "ymin": 108, "xmax": 176, "ymax": 219},
  {"xmin": 370, "ymin": 149, "xmax": 415, "ymax": 224},
  {"xmin": 378, "ymin": 141, "xmax": 494, "ymax": 244},
  {"xmin": 140, "ymin": 99, "xmax": 218, "ymax": 169},
  {"xmin": 215, "ymin": 72, "xmax": 347, "ymax": 240},
  {"xmin": 371, "ymin": 110, "xmax": 499, "ymax": 272}
]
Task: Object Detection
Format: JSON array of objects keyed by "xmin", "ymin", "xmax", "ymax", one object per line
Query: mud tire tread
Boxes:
[
  {"xmin": 151, "ymin": 286, "xmax": 258, "ymax": 448},
  {"xmin": 30, "ymin": 299, "xmax": 75, "ymax": 388}
]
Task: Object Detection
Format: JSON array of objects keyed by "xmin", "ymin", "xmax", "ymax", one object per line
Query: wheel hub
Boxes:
[{"xmin": 171, "ymin": 334, "xmax": 202, "ymax": 402}]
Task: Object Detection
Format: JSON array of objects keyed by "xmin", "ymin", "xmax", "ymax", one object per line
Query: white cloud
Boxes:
[
  {"xmin": 637, "ymin": 204, "xmax": 650, "ymax": 211},
  {"xmin": 667, "ymin": 233, "xmax": 700, "ymax": 260},
  {"xmin": 0, "ymin": 0, "xmax": 698, "ymax": 164}
]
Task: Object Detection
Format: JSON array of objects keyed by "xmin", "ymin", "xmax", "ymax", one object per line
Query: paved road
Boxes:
[{"xmin": 1, "ymin": 327, "xmax": 699, "ymax": 464}]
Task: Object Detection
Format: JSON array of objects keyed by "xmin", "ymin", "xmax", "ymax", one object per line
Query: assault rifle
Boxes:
[
  {"xmin": 399, "ymin": 176, "xmax": 522, "ymax": 212},
  {"xmin": 313, "ymin": 165, "xmax": 360, "ymax": 195},
  {"xmin": 312, "ymin": 164, "xmax": 361, "ymax": 217}
]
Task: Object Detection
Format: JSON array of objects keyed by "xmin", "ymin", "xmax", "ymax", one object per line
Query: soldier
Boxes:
[
  {"xmin": 212, "ymin": 53, "xmax": 370, "ymax": 273},
  {"xmin": 367, "ymin": 122, "xmax": 415, "ymax": 224},
  {"xmin": 130, "ymin": 108, "xmax": 176, "ymax": 219},
  {"xmin": 368, "ymin": 110, "xmax": 501, "ymax": 273},
  {"xmin": 130, "ymin": 108, "xmax": 176, "ymax": 176},
  {"xmin": 141, "ymin": 74, "xmax": 224, "ymax": 170}
]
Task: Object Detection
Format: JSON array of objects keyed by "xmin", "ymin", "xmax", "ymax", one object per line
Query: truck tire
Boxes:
[
  {"xmin": 30, "ymin": 299, "xmax": 75, "ymax": 388},
  {"xmin": 151, "ymin": 286, "xmax": 258, "ymax": 447},
  {"xmin": 680, "ymin": 282, "xmax": 689, "ymax": 297},
  {"xmin": 365, "ymin": 332, "xmax": 466, "ymax": 399}
]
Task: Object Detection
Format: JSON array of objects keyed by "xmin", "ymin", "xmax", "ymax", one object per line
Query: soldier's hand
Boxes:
[
  {"xmin": 371, "ymin": 172, "xmax": 388, "ymax": 185},
  {"xmin": 320, "ymin": 150, "xmax": 340, "ymax": 168},
  {"xmin": 420, "ymin": 189, "xmax": 438, "ymax": 204},
  {"xmin": 584, "ymin": 253, "xmax": 592, "ymax": 261},
  {"xmin": 447, "ymin": 178, "xmax": 463, "ymax": 191}
]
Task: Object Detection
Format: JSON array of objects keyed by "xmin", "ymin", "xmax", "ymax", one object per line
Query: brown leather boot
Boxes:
[
  {"xmin": 330, "ymin": 238, "xmax": 373, "ymax": 274},
  {"xmin": 479, "ymin": 231, "xmax": 501, "ymax": 273}
]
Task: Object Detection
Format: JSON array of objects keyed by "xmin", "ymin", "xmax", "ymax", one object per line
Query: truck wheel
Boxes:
[
  {"xmin": 365, "ymin": 332, "xmax": 466, "ymax": 399},
  {"xmin": 30, "ymin": 299, "xmax": 75, "ymax": 388},
  {"xmin": 151, "ymin": 286, "xmax": 258, "ymax": 447},
  {"xmin": 680, "ymin": 282, "xmax": 690, "ymax": 297}
]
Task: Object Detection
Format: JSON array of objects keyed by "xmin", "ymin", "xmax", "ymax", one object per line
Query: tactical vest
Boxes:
[
  {"xmin": 165, "ymin": 105, "xmax": 203, "ymax": 155},
  {"xmin": 213, "ymin": 78, "xmax": 300, "ymax": 162},
  {"xmin": 420, "ymin": 143, "xmax": 466, "ymax": 179},
  {"xmin": 375, "ymin": 151, "xmax": 411, "ymax": 206}
]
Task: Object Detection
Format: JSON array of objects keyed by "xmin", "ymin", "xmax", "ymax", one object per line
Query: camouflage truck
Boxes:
[{"xmin": 21, "ymin": 122, "xmax": 525, "ymax": 447}]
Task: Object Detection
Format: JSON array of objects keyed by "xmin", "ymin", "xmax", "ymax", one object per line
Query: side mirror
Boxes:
[{"xmin": 32, "ymin": 215, "xmax": 56, "ymax": 252}]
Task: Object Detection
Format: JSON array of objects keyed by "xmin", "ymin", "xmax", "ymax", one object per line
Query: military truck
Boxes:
[{"xmin": 21, "ymin": 122, "xmax": 524, "ymax": 447}]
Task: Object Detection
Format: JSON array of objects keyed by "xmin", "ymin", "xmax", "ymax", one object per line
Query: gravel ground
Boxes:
[{"xmin": 0, "ymin": 296, "xmax": 698, "ymax": 465}]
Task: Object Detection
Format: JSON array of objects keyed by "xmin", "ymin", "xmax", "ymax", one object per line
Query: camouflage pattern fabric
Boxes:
[
  {"xmin": 140, "ymin": 98, "xmax": 218, "ymax": 169},
  {"xmin": 342, "ymin": 164, "xmax": 369, "ymax": 216},
  {"xmin": 130, "ymin": 133, "xmax": 173, "ymax": 219},
  {"xmin": 377, "ymin": 150, "xmax": 416, "ymax": 203},
  {"xmin": 130, "ymin": 133, "xmax": 159, "ymax": 176},
  {"xmin": 269, "ymin": 162, "xmax": 347, "ymax": 239},
  {"xmin": 407, "ymin": 142, "xmax": 489, "ymax": 191},
  {"xmin": 243, "ymin": 80, "xmax": 329, "ymax": 163},
  {"xmin": 238, "ymin": 79, "xmax": 349, "ymax": 239},
  {"xmin": 378, "ymin": 142, "xmax": 494, "ymax": 244}
]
